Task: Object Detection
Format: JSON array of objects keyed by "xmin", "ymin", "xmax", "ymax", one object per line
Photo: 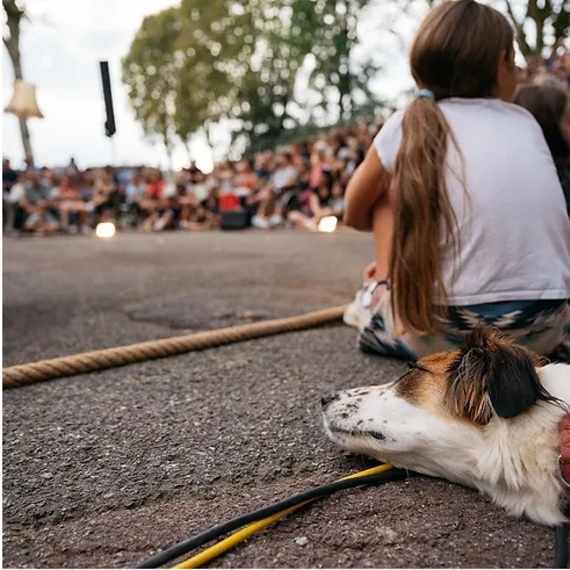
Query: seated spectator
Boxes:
[
  {"xmin": 287, "ymin": 170, "xmax": 336, "ymax": 231},
  {"xmin": 253, "ymin": 151, "xmax": 273, "ymax": 183},
  {"xmin": 252, "ymin": 150, "xmax": 298, "ymax": 229},
  {"xmin": 329, "ymin": 180, "xmax": 346, "ymax": 220},
  {"xmin": 189, "ymin": 171, "xmax": 210, "ymax": 205},
  {"xmin": 217, "ymin": 161, "xmax": 236, "ymax": 196},
  {"xmin": 309, "ymin": 144, "xmax": 329, "ymax": 191},
  {"xmin": 3, "ymin": 158, "xmax": 18, "ymax": 197},
  {"xmin": 91, "ymin": 170, "xmax": 121, "ymax": 224},
  {"xmin": 514, "ymin": 83, "xmax": 570, "ymax": 217},
  {"xmin": 58, "ymin": 175, "xmax": 89, "ymax": 232},
  {"xmin": 6, "ymin": 172, "xmax": 26, "ymax": 231},
  {"xmin": 234, "ymin": 159, "xmax": 258, "ymax": 197},
  {"xmin": 3, "ymin": 158, "xmax": 19, "ymax": 231},
  {"xmin": 19, "ymin": 172, "xmax": 58, "ymax": 234},
  {"xmin": 146, "ymin": 194, "xmax": 182, "ymax": 232},
  {"xmin": 124, "ymin": 172, "xmax": 147, "ymax": 228},
  {"xmin": 137, "ymin": 169, "xmax": 163, "ymax": 224}
]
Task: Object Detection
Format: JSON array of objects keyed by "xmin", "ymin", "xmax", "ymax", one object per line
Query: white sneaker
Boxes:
[
  {"xmin": 343, "ymin": 282, "xmax": 377, "ymax": 331},
  {"xmin": 269, "ymin": 214, "xmax": 284, "ymax": 227},
  {"xmin": 153, "ymin": 219, "xmax": 166, "ymax": 232},
  {"xmin": 251, "ymin": 215, "xmax": 269, "ymax": 229}
]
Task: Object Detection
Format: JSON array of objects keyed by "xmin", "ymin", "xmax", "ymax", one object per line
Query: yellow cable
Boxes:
[{"xmin": 172, "ymin": 464, "xmax": 393, "ymax": 569}]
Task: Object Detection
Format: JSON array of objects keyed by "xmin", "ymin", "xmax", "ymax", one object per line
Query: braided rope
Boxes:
[{"xmin": 3, "ymin": 305, "xmax": 347, "ymax": 389}]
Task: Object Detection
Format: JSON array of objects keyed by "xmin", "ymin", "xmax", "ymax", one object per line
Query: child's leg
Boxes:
[
  {"xmin": 59, "ymin": 203, "xmax": 69, "ymax": 229},
  {"xmin": 344, "ymin": 197, "xmax": 395, "ymax": 331},
  {"xmin": 372, "ymin": 195, "xmax": 393, "ymax": 282}
]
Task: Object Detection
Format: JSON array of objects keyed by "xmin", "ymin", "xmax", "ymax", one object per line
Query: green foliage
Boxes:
[
  {"xmin": 122, "ymin": 0, "xmax": 388, "ymax": 158},
  {"xmin": 122, "ymin": 7, "xmax": 181, "ymax": 157},
  {"xmin": 504, "ymin": 0, "xmax": 569, "ymax": 57},
  {"xmin": 122, "ymin": 0, "xmax": 568, "ymax": 160},
  {"xmin": 175, "ymin": 0, "xmax": 255, "ymax": 143}
]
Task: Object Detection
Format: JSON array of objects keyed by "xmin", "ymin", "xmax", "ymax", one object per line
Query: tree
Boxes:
[
  {"xmin": 122, "ymin": 7, "xmax": 182, "ymax": 168},
  {"xmin": 230, "ymin": 0, "xmax": 314, "ymax": 150},
  {"xmin": 174, "ymin": 0, "xmax": 255, "ymax": 154},
  {"xmin": 392, "ymin": 0, "xmax": 568, "ymax": 59},
  {"xmin": 2, "ymin": 0, "xmax": 34, "ymax": 163},
  {"xmin": 503, "ymin": 0, "xmax": 569, "ymax": 57},
  {"xmin": 299, "ymin": 0, "xmax": 372, "ymax": 121}
]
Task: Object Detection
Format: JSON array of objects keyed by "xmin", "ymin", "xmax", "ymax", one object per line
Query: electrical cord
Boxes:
[
  {"xmin": 133, "ymin": 464, "xmax": 409, "ymax": 569},
  {"xmin": 555, "ymin": 524, "xmax": 568, "ymax": 568}
]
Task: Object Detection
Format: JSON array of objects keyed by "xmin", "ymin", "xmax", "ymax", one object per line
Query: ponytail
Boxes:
[{"xmin": 389, "ymin": 98, "xmax": 458, "ymax": 335}]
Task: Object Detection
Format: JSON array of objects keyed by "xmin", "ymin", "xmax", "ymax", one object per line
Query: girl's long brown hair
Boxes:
[{"xmin": 389, "ymin": 0, "xmax": 514, "ymax": 335}]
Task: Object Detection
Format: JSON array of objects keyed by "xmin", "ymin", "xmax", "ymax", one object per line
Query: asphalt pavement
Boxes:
[{"xmin": 3, "ymin": 230, "xmax": 555, "ymax": 568}]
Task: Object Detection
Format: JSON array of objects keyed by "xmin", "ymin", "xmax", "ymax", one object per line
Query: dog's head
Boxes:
[{"xmin": 322, "ymin": 327, "xmax": 554, "ymax": 485}]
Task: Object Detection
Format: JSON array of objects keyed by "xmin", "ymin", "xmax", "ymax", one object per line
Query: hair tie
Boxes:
[{"xmin": 417, "ymin": 89, "xmax": 436, "ymax": 101}]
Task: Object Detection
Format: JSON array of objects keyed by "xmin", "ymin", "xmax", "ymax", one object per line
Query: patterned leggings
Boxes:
[{"xmin": 357, "ymin": 285, "xmax": 570, "ymax": 362}]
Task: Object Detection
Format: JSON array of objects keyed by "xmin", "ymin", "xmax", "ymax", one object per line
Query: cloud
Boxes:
[{"xmin": 2, "ymin": 0, "xmax": 204, "ymax": 170}]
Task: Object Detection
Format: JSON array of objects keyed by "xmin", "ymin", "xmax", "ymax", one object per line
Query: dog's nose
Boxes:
[{"xmin": 321, "ymin": 392, "xmax": 340, "ymax": 408}]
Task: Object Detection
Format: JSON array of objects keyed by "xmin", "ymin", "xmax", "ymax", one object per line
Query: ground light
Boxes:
[
  {"xmin": 317, "ymin": 215, "xmax": 338, "ymax": 233},
  {"xmin": 95, "ymin": 222, "xmax": 116, "ymax": 239}
]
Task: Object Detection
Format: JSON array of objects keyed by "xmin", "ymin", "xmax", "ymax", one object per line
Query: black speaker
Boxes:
[
  {"xmin": 220, "ymin": 209, "xmax": 250, "ymax": 230},
  {"xmin": 99, "ymin": 61, "xmax": 116, "ymax": 137}
]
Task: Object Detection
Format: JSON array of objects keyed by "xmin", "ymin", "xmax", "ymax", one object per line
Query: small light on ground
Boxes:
[
  {"xmin": 318, "ymin": 216, "xmax": 338, "ymax": 233},
  {"xmin": 95, "ymin": 222, "xmax": 116, "ymax": 239}
]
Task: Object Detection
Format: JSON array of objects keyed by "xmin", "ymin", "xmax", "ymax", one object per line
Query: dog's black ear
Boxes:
[
  {"xmin": 446, "ymin": 326, "xmax": 547, "ymax": 425},
  {"xmin": 486, "ymin": 342, "xmax": 545, "ymax": 419}
]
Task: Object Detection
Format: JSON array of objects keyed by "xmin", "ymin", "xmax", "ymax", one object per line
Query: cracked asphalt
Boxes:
[{"xmin": 3, "ymin": 230, "xmax": 555, "ymax": 568}]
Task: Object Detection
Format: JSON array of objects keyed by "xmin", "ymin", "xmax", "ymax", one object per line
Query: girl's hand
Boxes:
[{"xmin": 363, "ymin": 261, "xmax": 377, "ymax": 283}]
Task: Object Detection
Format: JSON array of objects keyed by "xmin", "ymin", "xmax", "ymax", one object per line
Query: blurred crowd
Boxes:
[
  {"xmin": 518, "ymin": 43, "xmax": 570, "ymax": 88},
  {"xmin": 3, "ymin": 47, "xmax": 569, "ymax": 237},
  {"xmin": 2, "ymin": 121, "xmax": 381, "ymax": 236}
]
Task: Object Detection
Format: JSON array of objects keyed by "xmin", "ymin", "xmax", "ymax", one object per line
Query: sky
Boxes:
[{"xmin": 1, "ymin": 0, "xmax": 415, "ymax": 173}]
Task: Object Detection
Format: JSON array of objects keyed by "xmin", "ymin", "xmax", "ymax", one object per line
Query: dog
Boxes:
[{"xmin": 322, "ymin": 326, "xmax": 570, "ymax": 526}]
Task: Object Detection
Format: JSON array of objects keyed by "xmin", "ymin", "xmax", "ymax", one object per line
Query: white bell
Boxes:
[{"xmin": 4, "ymin": 80, "xmax": 44, "ymax": 119}]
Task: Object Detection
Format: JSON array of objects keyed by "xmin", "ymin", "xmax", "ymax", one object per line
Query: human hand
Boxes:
[{"xmin": 363, "ymin": 261, "xmax": 376, "ymax": 283}]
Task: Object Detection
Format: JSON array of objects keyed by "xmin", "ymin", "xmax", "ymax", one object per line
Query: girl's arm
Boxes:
[{"xmin": 343, "ymin": 145, "xmax": 391, "ymax": 231}]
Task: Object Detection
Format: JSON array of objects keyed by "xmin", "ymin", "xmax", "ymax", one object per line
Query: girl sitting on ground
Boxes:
[{"xmin": 343, "ymin": 0, "xmax": 570, "ymax": 360}]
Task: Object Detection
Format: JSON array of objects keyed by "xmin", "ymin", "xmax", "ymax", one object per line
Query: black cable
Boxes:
[
  {"xmin": 133, "ymin": 468, "xmax": 409, "ymax": 568},
  {"xmin": 555, "ymin": 524, "xmax": 568, "ymax": 569}
]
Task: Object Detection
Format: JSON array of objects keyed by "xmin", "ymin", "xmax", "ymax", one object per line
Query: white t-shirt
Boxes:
[{"xmin": 374, "ymin": 98, "xmax": 570, "ymax": 305}]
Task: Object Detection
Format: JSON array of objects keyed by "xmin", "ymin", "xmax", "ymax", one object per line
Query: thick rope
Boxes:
[{"xmin": 3, "ymin": 305, "xmax": 347, "ymax": 389}]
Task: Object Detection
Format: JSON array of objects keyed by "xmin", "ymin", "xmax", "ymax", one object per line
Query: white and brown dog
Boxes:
[{"xmin": 322, "ymin": 327, "xmax": 570, "ymax": 526}]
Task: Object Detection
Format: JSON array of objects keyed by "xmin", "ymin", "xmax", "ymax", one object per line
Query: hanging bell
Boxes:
[{"xmin": 4, "ymin": 80, "xmax": 44, "ymax": 119}]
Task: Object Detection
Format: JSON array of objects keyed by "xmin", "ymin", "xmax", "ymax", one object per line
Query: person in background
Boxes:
[
  {"xmin": 124, "ymin": 171, "xmax": 147, "ymax": 228},
  {"xmin": 329, "ymin": 180, "xmax": 346, "ymax": 220},
  {"xmin": 19, "ymin": 172, "xmax": 58, "ymax": 234},
  {"xmin": 252, "ymin": 150, "xmax": 298, "ymax": 229},
  {"xmin": 514, "ymin": 84, "xmax": 570, "ymax": 217},
  {"xmin": 3, "ymin": 158, "xmax": 18, "ymax": 196},
  {"xmin": 253, "ymin": 151, "xmax": 273, "ymax": 183},
  {"xmin": 309, "ymin": 144, "xmax": 329, "ymax": 191},
  {"xmin": 287, "ymin": 169, "xmax": 336, "ymax": 231},
  {"xmin": 3, "ymin": 158, "xmax": 19, "ymax": 230},
  {"xmin": 90, "ymin": 169, "xmax": 120, "ymax": 225},
  {"xmin": 57, "ymin": 175, "xmax": 88, "ymax": 232}
]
